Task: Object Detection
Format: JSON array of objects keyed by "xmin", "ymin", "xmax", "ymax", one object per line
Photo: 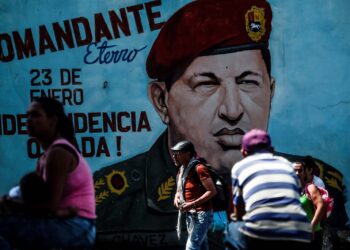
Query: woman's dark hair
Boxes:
[
  {"xmin": 32, "ymin": 97, "xmax": 78, "ymax": 150},
  {"xmin": 303, "ymin": 156, "xmax": 319, "ymax": 175}
]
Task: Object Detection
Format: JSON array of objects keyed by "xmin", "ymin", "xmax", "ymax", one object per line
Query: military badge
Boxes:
[
  {"xmin": 95, "ymin": 190, "xmax": 109, "ymax": 204},
  {"xmin": 106, "ymin": 170, "xmax": 129, "ymax": 195},
  {"xmin": 94, "ymin": 178, "xmax": 109, "ymax": 204},
  {"xmin": 245, "ymin": 6, "xmax": 266, "ymax": 42},
  {"xmin": 157, "ymin": 176, "xmax": 175, "ymax": 202}
]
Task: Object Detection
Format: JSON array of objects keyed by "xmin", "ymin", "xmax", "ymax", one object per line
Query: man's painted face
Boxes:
[{"xmin": 166, "ymin": 50, "xmax": 274, "ymax": 172}]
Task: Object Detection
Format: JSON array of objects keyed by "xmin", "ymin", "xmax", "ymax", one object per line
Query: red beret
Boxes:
[{"xmin": 146, "ymin": 0, "xmax": 272, "ymax": 80}]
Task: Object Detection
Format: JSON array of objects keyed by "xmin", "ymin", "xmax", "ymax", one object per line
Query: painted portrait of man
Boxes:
[
  {"xmin": 1, "ymin": 0, "xmax": 348, "ymax": 249},
  {"xmin": 93, "ymin": 0, "xmax": 349, "ymax": 249}
]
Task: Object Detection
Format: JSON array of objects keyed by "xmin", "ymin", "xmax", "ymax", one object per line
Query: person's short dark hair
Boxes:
[
  {"xmin": 171, "ymin": 140, "xmax": 195, "ymax": 156},
  {"xmin": 20, "ymin": 171, "xmax": 48, "ymax": 204},
  {"xmin": 293, "ymin": 161, "xmax": 306, "ymax": 167}
]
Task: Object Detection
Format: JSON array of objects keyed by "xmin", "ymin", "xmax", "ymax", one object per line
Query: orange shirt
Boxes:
[{"xmin": 184, "ymin": 164, "xmax": 213, "ymax": 211}]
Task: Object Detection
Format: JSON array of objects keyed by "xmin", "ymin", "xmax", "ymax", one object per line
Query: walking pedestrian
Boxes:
[{"xmin": 172, "ymin": 141, "xmax": 216, "ymax": 250}]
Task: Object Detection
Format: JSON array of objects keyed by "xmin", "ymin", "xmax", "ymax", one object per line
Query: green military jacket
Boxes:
[{"xmin": 93, "ymin": 131, "xmax": 186, "ymax": 249}]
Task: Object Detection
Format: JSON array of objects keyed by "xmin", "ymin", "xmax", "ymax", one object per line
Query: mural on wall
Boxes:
[{"xmin": 1, "ymin": 0, "xmax": 349, "ymax": 249}]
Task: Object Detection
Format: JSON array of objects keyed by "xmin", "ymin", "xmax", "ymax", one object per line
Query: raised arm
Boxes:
[{"xmin": 307, "ymin": 183, "xmax": 326, "ymax": 231}]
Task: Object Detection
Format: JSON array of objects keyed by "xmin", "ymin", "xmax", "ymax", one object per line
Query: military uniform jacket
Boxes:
[{"xmin": 93, "ymin": 131, "xmax": 187, "ymax": 249}]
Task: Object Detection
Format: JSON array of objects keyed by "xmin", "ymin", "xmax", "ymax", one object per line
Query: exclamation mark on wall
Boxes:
[{"xmin": 116, "ymin": 136, "xmax": 121, "ymax": 156}]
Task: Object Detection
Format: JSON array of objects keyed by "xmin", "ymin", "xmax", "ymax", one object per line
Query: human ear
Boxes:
[
  {"xmin": 240, "ymin": 149, "xmax": 247, "ymax": 157},
  {"xmin": 148, "ymin": 81, "xmax": 170, "ymax": 124}
]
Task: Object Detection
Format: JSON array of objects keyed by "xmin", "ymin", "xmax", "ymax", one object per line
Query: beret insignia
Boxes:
[{"xmin": 245, "ymin": 6, "xmax": 266, "ymax": 42}]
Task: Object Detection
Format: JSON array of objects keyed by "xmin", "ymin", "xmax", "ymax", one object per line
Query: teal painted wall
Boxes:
[{"xmin": 1, "ymin": 0, "xmax": 349, "ymax": 218}]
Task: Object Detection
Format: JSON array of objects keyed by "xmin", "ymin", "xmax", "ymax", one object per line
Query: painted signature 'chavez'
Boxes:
[{"xmin": 84, "ymin": 41, "xmax": 147, "ymax": 64}]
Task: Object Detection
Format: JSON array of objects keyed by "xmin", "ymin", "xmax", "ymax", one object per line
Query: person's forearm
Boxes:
[
  {"xmin": 190, "ymin": 190, "xmax": 216, "ymax": 208},
  {"xmin": 308, "ymin": 184, "xmax": 326, "ymax": 228},
  {"xmin": 311, "ymin": 202, "xmax": 326, "ymax": 227},
  {"xmin": 174, "ymin": 191, "xmax": 181, "ymax": 208}
]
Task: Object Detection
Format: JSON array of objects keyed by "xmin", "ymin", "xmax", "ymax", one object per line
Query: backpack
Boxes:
[
  {"xmin": 305, "ymin": 183, "xmax": 334, "ymax": 220},
  {"xmin": 188, "ymin": 159, "xmax": 230, "ymax": 212}
]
